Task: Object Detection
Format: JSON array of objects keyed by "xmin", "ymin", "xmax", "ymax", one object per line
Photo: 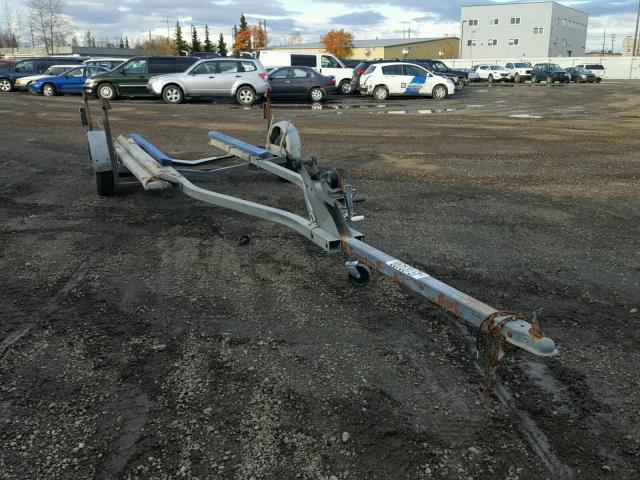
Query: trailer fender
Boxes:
[{"xmin": 87, "ymin": 130, "xmax": 112, "ymax": 172}]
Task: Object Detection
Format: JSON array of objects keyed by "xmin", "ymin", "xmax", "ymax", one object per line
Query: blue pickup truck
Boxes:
[{"xmin": 0, "ymin": 56, "xmax": 86, "ymax": 92}]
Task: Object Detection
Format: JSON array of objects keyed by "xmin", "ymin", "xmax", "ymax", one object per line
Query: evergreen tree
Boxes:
[
  {"xmin": 239, "ymin": 14, "xmax": 248, "ymax": 32},
  {"xmin": 125, "ymin": 37, "xmax": 130, "ymax": 49},
  {"xmin": 217, "ymin": 33, "xmax": 228, "ymax": 57},
  {"xmin": 191, "ymin": 25, "xmax": 202, "ymax": 53},
  {"xmin": 118, "ymin": 37, "xmax": 125, "ymax": 49},
  {"xmin": 174, "ymin": 21, "xmax": 188, "ymax": 55},
  {"xmin": 203, "ymin": 25, "xmax": 213, "ymax": 52}
]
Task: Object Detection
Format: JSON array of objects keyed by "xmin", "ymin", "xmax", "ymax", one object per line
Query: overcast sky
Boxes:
[{"xmin": 18, "ymin": 0, "xmax": 640, "ymax": 52}]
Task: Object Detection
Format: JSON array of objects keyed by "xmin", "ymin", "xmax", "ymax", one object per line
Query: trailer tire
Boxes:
[
  {"xmin": 348, "ymin": 265, "xmax": 370, "ymax": 287},
  {"xmin": 96, "ymin": 171, "xmax": 115, "ymax": 196}
]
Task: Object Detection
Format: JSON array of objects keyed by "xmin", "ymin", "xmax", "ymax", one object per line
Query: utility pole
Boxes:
[
  {"xmin": 602, "ymin": 30, "xmax": 606, "ymax": 54},
  {"xmin": 610, "ymin": 33, "xmax": 616, "ymax": 54},
  {"xmin": 633, "ymin": 0, "xmax": 640, "ymax": 57}
]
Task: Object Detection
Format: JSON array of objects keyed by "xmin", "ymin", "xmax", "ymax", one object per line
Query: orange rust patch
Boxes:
[{"xmin": 436, "ymin": 293, "xmax": 463, "ymax": 317}]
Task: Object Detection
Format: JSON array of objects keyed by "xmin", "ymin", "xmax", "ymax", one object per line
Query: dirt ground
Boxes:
[{"xmin": 1, "ymin": 82, "xmax": 639, "ymax": 480}]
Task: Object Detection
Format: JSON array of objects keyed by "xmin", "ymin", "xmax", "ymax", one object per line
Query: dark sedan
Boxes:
[
  {"xmin": 267, "ymin": 66, "xmax": 337, "ymax": 102},
  {"xmin": 565, "ymin": 67, "xmax": 596, "ymax": 83}
]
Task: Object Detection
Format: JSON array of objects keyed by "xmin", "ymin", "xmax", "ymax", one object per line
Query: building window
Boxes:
[
  {"xmin": 489, "ymin": 18, "xmax": 499, "ymax": 26},
  {"xmin": 488, "ymin": 39, "xmax": 497, "ymax": 46},
  {"xmin": 533, "ymin": 27, "xmax": 544, "ymax": 35},
  {"xmin": 510, "ymin": 17, "xmax": 521, "ymax": 25},
  {"xmin": 508, "ymin": 38, "xmax": 519, "ymax": 46},
  {"xmin": 468, "ymin": 19, "xmax": 478, "ymax": 26},
  {"xmin": 467, "ymin": 39, "xmax": 477, "ymax": 47}
]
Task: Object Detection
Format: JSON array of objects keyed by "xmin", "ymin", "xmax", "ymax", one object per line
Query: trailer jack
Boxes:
[{"xmin": 83, "ymin": 99, "xmax": 558, "ymax": 369}]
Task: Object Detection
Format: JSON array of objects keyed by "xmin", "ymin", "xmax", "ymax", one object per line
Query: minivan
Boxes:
[
  {"xmin": 84, "ymin": 56, "xmax": 198, "ymax": 100},
  {"xmin": 255, "ymin": 50, "xmax": 353, "ymax": 94},
  {"xmin": 0, "ymin": 56, "xmax": 86, "ymax": 92}
]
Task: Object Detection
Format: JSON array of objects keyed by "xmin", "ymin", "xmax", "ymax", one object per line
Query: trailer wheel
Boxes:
[
  {"xmin": 348, "ymin": 265, "xmax": 370, "ymax": 287},
  {"xmin": 96, "ymin": 171, "xmax": 115, "ymax": 196}
]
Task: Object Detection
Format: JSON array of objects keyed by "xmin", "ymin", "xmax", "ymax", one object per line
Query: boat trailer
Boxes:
[{"xmin": 81, "ymin": 99, "xmax": 558, "ymax": 373}]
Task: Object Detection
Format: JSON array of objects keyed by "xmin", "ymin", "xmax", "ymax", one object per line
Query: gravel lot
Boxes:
[{"xmin": 1, "ymin": 82, "xmax": 639, "ymax": 480}]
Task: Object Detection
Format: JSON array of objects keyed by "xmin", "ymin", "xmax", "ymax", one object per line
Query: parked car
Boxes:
[
  {"xmin": 0, "ymin": 59, "xmax": 17, "ymax": 71},
  {"xmin": 359, "ymin": 62, "xmax": 455, "ymax": 101},
  {"xmin": 83, "ymin": 58, "xmax": 126, "ymax": 70},
  {"xmin": 564, "ymin": 67, "xmax": 597, "ymax": 83},
  {"xmin": 0, "ymin": 56, "xmax": 86, "ymax": 92},
  {"xmin": 573, "ymin": 63, "xmax": 604, "ymax": 82},
  {"xmin": 146, "ymin": 57, "xmax": 268, "ymax": 106},
  {"xmin": 504, "ymin": 62, "xmax": 533, "ymax": 83},
  {"xmin": 350, "ymin": 59, "xmax": 400, "ymax": 94},
  {"xmin": 410, "ymin": 59, "xmax": 469, "ymax": 89},
  {"xmin": 255, "ymin": 50, "xmax": 353, "ymax": 95},
  {"xmin": 473, "ymin": 64, "xmax": 510, "ymax": 83},
  {"xmin": 455, "ymin": 67, "xmax": 480, "ymax": 82},
  {"xmin": 13, "ymin": 64, "xmax": 83, "ymax": 91},
  {"xmin": 531, "ymin": 63, "xmax": 571, "ymax": 84},
  {"xmin": 84, "ymin": 56, "xmax": 198, "ymax": 100},
  {"xmin": 267, "ymin": 66, "xmax": 336, "ymax": 102},
  {"xmin": 30, "ymin": 66, "xmax": 109, "ymax": 96}
]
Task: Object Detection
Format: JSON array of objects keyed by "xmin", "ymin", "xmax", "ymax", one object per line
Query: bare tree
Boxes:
[
  {"xmin": 288, "ymin": 31, "xmax": 303, "ymax": 45},
  {"xmin": 28, "ymin": 0, "xmax": 70, "ymax": 54}
]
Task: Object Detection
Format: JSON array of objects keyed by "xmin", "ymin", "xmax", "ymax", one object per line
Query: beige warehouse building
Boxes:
[{"xmin": 270, "ymin": 37, "xmax": 460, "ymax": 60}]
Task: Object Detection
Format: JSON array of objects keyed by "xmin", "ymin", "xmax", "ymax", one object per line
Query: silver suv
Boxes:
[{"xmin": 147, "ymin": 58, "xmax": 268, "ymax": 105}]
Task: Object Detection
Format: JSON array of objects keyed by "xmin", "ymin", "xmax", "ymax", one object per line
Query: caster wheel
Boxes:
[{"xmin": 348, "ymin": 265, "xmax": 370, "ymax": 286}]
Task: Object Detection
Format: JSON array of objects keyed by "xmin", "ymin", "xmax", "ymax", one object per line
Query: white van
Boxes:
[{"xmin": 255, "ymin": 50, "xmax": 353, "ymax": 94}]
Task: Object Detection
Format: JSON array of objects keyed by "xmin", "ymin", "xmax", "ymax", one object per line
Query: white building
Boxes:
[{"xmin": 460, "ymin": 1, "xmax": 588, "ymax": 59}]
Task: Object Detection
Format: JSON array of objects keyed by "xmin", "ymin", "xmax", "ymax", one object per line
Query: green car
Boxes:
[{"xmin": 84, "ymin": 56, "xmax": 198, "ymax": 100}]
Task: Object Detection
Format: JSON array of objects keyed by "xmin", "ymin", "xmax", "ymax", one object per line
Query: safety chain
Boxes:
[{"xmin": 477, "ymin": 310, "xmax": 527, "ymax": 407}]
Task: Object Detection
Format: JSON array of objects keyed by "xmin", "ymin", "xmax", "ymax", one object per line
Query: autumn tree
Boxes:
[
  {"xmin": 233, "ymin": 25, "xmax": 266, "ymax": 54},
  {"xmin": 173, "ymin": 21, "xmax": 188, "ymax": 55},
  {"xmin": 203, "ymin": 24, "xmax": 214, "ymax": 52},
  {"xmin": 191, "ymin": 25, "xmax": 201, "ymax": 53},
  {"xmin": 217, "ymin": 33, "xmax": 228, "ymax": 57},
  {"xmin": 320, "ymin": 29, "xmax": 354, "ymax": 58}
]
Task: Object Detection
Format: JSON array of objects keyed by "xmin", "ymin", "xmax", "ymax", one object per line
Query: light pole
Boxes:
[{"xmin": 633, "ymin": 0, "xmax": 640, "ymax": 57}]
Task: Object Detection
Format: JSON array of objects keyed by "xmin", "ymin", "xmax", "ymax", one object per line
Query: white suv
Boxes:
[
  {"xmin": 359, "ymin": 62, "xmax": 455, "ymax": 101},
  {"xmin": 473, "ymin": 64, "xmax": 511, "ymax": 83},
  {"xmin": 504, "ymin": 62, "xmax": 533, "ymax": 83}
]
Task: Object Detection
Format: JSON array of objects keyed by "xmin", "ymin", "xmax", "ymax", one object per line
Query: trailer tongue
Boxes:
[{"xmin": 83, "ymin": 99, "xmax": 557, "ymax": 374}]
